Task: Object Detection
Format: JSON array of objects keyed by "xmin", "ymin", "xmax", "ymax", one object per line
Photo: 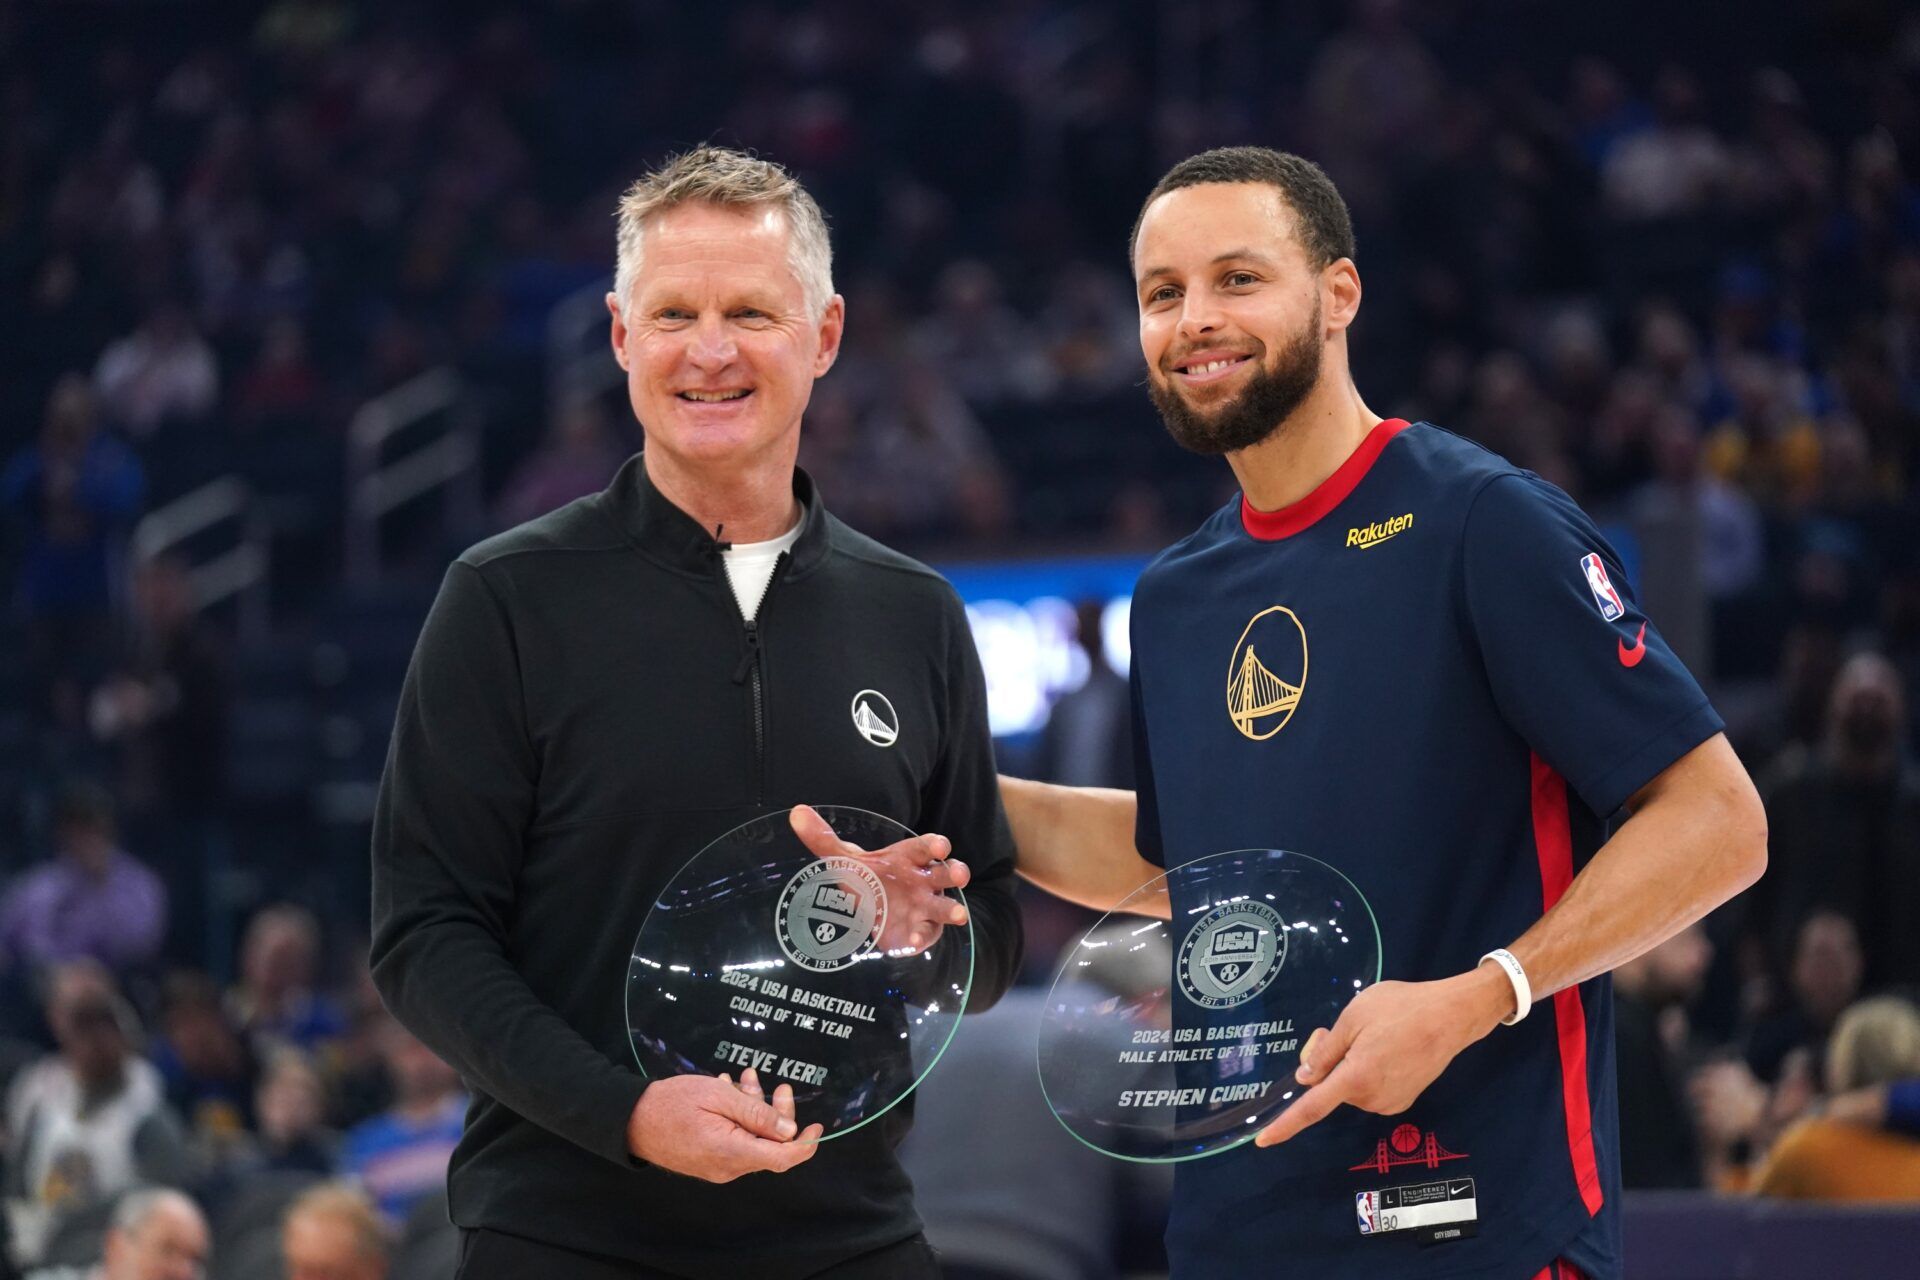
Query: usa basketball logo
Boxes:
[
  {"xmin": 776, "ymin": 857, "xmax": 886, "ymax": 972},
  {"xmin": 1177, "ymin": 901, "xmax": 1286, "ymax": 1008},
  {"xmin": 1580, "ymin": 553, "xmax": 1626, "ymax": 621},
  {"xmin": 1226, "ymin": 606, "xmax": 1309, "ymax": 740}
]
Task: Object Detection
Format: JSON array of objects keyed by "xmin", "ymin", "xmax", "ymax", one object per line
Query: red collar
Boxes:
[{"xmin": 1239, "ymin": 418, "xmax": 1410, "ymax": 541}]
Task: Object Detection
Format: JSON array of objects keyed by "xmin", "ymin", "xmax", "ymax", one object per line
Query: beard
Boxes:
[{"xmin": 1147, "ymin": 300, "xmax": 1324, "ymax": 456}]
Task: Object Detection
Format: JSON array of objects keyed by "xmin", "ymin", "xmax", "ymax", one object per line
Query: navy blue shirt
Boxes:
[{"xmin": 1129, "ymin": 419, "xmax": 1723, "ymax": 1279}]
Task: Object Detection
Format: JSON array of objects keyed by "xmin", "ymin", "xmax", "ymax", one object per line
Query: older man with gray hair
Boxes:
[
  {"xmin": 371, "ymin": 146, "xmax": 1022, "ymax": 1279},
  {"xmin": 26, "ymin": 1188, "xmax": 209, "ymax": 1280}
]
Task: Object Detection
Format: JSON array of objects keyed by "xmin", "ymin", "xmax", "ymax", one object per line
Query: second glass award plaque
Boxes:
[
  {"xmin": 627, "ymin": 807, "xmax": 972, "ymax": 1141},
  {"xmin": 1038, "ymin": 849, "xmax": 1380, "ymax": 1162}
]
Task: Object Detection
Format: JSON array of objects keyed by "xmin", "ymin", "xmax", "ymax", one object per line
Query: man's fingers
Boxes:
[
  {"xmin": 1295, "ymin": 1028, "xmax": 1328, "ymax": 1083},
  {"xmin": 738, "ymin": 1067, "xmax": 766, "ymax": 1102},
  {"xmin": 771, "ymin": 1124, "xmax": 825, "ymax": 1168},
  {"xmin": 718, "ymin": 1083, "xmax": 797, "ymax": 1141},
  {"xmin": 1297, "ymin": 1015, "xmax": 1358, "ymax": 1085},
  {"xmin": 789, "ymin": 805, "xmax": 859, "ymax": 860},
  {"xmin": 877, "ymin": 833, "xmax": 949, "ymax": 867},
  {"xmin": 1255, "ymin": 1066, "xmax": 1353, "ymax": 1147},
  {"xmin": 771, "ymin": 1081, "xmax": 795, "ymax": 1128},
  {"xmin": 929, "ymin": 858, "xmax": 971, "ymax": 891}
]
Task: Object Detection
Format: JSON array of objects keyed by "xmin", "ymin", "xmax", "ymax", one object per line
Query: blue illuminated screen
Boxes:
[{"xmin": 935, "ymin": 554, "xmax": 1148, "ymax": 738}]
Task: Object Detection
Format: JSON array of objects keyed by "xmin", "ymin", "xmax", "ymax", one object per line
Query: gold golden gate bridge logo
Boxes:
[{"xmin": 1226, "ymin": 606, "xmax": 1308, "ymax": 740}]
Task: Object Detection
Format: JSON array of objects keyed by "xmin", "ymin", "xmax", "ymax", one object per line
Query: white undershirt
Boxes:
[{"xmin": 720, "ymin": 513, "xmax": 804, "ymax": 621}]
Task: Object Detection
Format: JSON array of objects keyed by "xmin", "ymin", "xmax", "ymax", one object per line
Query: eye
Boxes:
[
  {"xmin": 1224, "ymin": 270, "xmax": 1259, "ymax": 288},
  {"xmin": 657, "ymin": 308, "xmax": 693, "ymax": 322},
  {"xmin": 734, "ymin": 308, "xmax": 768, "ymax": 320},
  {"xmin": 1146, "ymin": 285, "xmax": 1180, "ymax": 304}
]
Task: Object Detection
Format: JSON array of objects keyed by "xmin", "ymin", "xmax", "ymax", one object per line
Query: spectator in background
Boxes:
[
  {"xmin": 233, "ymin": 318, "xmax": 321, "ymax": 432},
  {"xmin": 24, "ymin": 1187, "xmax": 210, "ymax": 1280},
  {"xmin": 336, "ymin": 1024, "xmax": 463, "ymax": 1229},
  {"xmin": 1822, "ymin": 1077, "xmax": 1920, "ymax": 1139},
  {"xmin": 88, "ymin": 554, "xmax": 231, "ymax": 962},
  {"xmin": 1752, "ymin": 996, "xmax": 1920, "ymax": 1199},
  {"xmin": 3, "ymin": 964, "xmax": 191, "ymax": 1267},
  {"xmin": 1035, "ymin": 262, "xmax": 1139, "ymax": 400},
  {"xmin": 1746, "ymin": 910, "xmax": 1863, "ymax": 1085},
  {"xmin": 862, "ymin": 358, "xmax": 1013, "ymax": 540},
  {"xmin": 90, "ymin": 555, "xmax": 230, "ymax": 829},
  {"xmin": 1758, "ymin": 652, "xmax": 1920, "ymax": 989},
  {"xmin": 0, "ymin": 784, "xmax": 166, "ymax": 978},
  {"xmin": 1613, "ymin": 922, "xmax": 1713, "ymax": 1188},
  {"xmin": 1034, "ymin": 599, "xmax": 1132, "ymax": 790},
  {"xmin": 199, "ymin": 1049, "xmax": 336, "ymax": 1213},
  {"xmin": 228, "ymin": 906, "xmax": 343, "ymax": 1058},
  {"xmin": 0, "ymin": 377, "xmax": 145, "ymax": 731},
  {"xmin": 910, "ymin": 259, "xmax": 1050, "ymax": 407},
  {"xmin": 149, "ymin": 973, "xmax": 255, "ymax": 1158},
  {"xmin": 492, "ymin": 397, "xmax": 626, "ymax": 529},
  {"xmin": 247, "ymin": 1051, "xmax": 337, "ymax": 1178},
  {"xmin": 280, "ymin": 1184, "xmax": 388, "ymax": 1280},
  {"xmin": 90, "ymin": 303, "xmax": 218, "ymax": 440},
  {"xmin": 1601, "ymin": 66, "xmax": 1728, "ymax": 221},
  {"xmin": 320, "ymin": 993, "xmax": 397, "ymax": 1135}
]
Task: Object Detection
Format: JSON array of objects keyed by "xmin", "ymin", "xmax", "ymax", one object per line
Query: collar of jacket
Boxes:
[{"xmin": 600, "ymin": 451, "xmax": 832, "ymax": 579}]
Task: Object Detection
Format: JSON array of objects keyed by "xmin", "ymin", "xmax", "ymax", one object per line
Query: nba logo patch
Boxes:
[
  {"xmin": 1580, "ymin": 553, "xmax": 1625, "ymax": 621},
  {"xmin": 1356, "ymin": 1191, "xmax": 1379, "ymax": 1235}
]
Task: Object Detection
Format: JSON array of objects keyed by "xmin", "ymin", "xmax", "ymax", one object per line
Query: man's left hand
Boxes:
[
  {"xmin": 788, "ymin": 804, "xmax": 969, "ymax": 956},
  {"xmin": 1254, "ymin": 966, "xmax": 1512, "ymax": 1148}
]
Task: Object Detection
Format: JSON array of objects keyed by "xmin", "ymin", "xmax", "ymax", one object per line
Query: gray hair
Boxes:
[
  {"xmin": 285, "ymin": 1182, "xmax": 391, "ymax": 1260},
  {"xmin": 1826, "ymin": 996, "xmax": 1920, "ymax": 1092},
  {"xmin": 613, "ymin": 146, "xmax": 835, "ymax": 322},
  {"xmin": 111, "ymin": 1187, "xmax": 206, "ymax": 1237}
]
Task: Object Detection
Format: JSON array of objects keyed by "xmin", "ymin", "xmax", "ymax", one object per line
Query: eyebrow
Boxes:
[{"xmin": 1137, "ymin": 248, "xmax": 1278, "ymax": 284}]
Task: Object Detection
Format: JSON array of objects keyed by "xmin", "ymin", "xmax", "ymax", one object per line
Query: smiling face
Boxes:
[
  {"xmin": 1134, "ymin": 183, "xmax": 1332, "ymax": 456},
  {"xmin": 608, "ymin": 201, "xmax": 844, "ymax": 477}
]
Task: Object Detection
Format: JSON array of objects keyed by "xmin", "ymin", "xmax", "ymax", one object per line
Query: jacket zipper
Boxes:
[{"xmin": 724, "ymin": 550, "xmax": 789, "ymax": 805}]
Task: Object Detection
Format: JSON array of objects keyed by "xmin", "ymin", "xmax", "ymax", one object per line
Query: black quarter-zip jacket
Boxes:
[{"xmin": 369, "ymin": 457, "xmax": 1022, "ymax": 1277}]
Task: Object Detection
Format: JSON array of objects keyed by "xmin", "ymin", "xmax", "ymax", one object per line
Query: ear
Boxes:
[
  {"xmin": 606, "ymin": 293, "xmax": 630, "ymax": 371},
  {"xmin": 812, "ymin": 295, "xmax": 846, "ymax": 378},
  {"xmin": 1323, "ymin": 259, "xmax": 1361, "ymax": 337}
]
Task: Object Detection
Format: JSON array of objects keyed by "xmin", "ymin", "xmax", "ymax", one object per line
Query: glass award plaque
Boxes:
[
  {"xmin": 627, "ymin": 807, "xmax": 972, "ymax": 1141},
  {"xmin": 1038, "ymin": 849, "xmax": 1380, "ymax": 1162}
]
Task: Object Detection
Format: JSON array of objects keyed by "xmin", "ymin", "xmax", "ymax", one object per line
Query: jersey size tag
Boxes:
[{"xmin": 1356, "ymin": 1177, "xmax": 1477, "ymax": 1242}]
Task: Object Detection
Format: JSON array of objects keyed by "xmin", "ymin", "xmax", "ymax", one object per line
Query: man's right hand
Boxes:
[{"xmin": 627, "ymin": 1070, "xmax": 825, "ymax": 1182}]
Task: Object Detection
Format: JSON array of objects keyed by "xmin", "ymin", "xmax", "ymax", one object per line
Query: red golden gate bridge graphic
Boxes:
[{"xmin": 1348, "ymin": 1125, "xmax": 1470, "ymax": 1173}]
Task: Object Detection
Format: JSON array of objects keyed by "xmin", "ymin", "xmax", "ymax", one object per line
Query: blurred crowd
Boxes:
[
  {"xmin": 3, "ymin": 0, "xmax": 1920, "ymax": 1274},
  {"xmin": 0, "ymin": 898, "xmax": 454, "ymax": 1278}
]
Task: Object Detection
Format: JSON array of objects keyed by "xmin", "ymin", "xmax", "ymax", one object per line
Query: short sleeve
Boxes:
[
  {"xmin": 1129, "ymin": 660, "xmax": 1165, "ymax": 867},
  {"xmin": 1461, "ymin": 474, "xmax": 1724, "ymax": 818}
]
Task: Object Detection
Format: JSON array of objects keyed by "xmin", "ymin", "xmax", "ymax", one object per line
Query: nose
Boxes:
[
  {"xmin": 686, "ymin": 312, "xmax": 738, "ymax": 370},
  {"xmin": 1176, "ymin": 291, "xmax": 1226, "ymax": 344}
]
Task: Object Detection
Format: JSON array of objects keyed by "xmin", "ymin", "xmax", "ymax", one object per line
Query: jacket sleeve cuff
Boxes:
[{"xmin": 584, "ymin": 1072, "xmax": 650, "ymax": 1169}]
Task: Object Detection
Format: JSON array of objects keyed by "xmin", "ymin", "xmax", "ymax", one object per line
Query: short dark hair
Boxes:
[{"xmin": 1130, "ymin": 146, "xmax": 1356, "ymax": 270}]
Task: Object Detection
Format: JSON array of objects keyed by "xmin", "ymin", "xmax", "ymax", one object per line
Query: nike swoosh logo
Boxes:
[{"xmin": 1618, "ymin": 622, "xmax": 1648, "ymax": 668}]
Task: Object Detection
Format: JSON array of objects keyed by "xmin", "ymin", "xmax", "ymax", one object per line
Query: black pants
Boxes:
[{"xmin": 455, "ymin": 1228, "xmax": 941, "ymax": 1280}]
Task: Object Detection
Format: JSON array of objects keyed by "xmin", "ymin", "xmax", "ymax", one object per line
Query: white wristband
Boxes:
[{"xmin": 1480, "ymin": 948, "xmax": 1531, "ymax": 1026}]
